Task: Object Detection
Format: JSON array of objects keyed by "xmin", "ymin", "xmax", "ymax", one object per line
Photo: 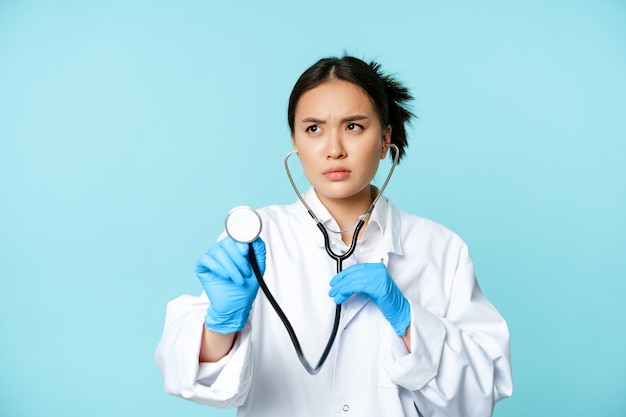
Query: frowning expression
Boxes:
[{"xmin": 291, "ymin": 80, "xmax": 391, "ymax": 206}]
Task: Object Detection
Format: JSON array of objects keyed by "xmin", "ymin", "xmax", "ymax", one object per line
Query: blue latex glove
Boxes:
[
  {"xmin": 195, "ymin": 236, "xmax": 266, "ymax": 334},
  {"xmin": 329, "ymin": 263, "xmax": 410, "ymax": 336}
]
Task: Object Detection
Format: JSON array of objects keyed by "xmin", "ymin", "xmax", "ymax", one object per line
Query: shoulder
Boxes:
[
  {"xmin": 387, "ymin": 199, "xmax": 469, "ymax": 254},
  {"xmin": 253, "ymin": 200, "xmax": 312, "ymax": 240},
  {"xmin": 256, "ymin": 199, "xmax": 304, "ymax": 224}
]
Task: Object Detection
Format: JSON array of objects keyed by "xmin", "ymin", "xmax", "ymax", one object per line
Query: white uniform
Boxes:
[{"xmin": 155, "ymin": 189, "xmax": 512, "ymax": 416}]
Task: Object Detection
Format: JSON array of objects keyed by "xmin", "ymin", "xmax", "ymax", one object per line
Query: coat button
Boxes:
[{"xmin": 342, "ymin": 404, "xmax": 350, "ymax": 412}]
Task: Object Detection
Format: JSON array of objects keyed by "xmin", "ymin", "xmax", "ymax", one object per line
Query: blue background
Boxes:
[{"xmin": 1, "ymin": 1, "xmax": 625, "ymax": 416}]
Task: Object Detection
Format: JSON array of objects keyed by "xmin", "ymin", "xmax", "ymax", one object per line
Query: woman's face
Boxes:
[{"xmin": 291, "ymin": 80, "xmax": 391, "ymax": 207}]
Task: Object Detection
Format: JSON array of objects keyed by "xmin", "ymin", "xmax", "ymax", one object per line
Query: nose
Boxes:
[{"xmin": 326, "ymin": 130, "xmax": 346, "ymax": 159}]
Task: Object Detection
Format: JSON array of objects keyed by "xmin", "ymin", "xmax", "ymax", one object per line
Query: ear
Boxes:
[
  {"xmin": 380, "ymin": 125, "xmax": 392, "ymax": 159},
  {"xmin": 291, "ymin": 133, "xmax": 297, "ymax": 150}
]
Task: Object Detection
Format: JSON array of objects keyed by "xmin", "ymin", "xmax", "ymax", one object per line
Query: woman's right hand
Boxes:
[{"xmin": 195, "ymin": 236, "xmax": 266, "ymax": 334}]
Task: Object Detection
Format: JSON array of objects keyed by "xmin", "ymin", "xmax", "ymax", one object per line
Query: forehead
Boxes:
[{"xmin": 294, "ymin": 80, "xmax": 377, "ymax": 117}]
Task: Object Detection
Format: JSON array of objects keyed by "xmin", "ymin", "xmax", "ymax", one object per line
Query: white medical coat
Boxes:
[{"xmin": 155, "ymin": 189, "xmax": 512, "ymax": 416}]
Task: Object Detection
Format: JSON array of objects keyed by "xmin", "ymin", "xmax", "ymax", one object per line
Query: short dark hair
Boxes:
[{"xmin": 288, "ymin": 56, "xmax": 414, "ymax": 162}]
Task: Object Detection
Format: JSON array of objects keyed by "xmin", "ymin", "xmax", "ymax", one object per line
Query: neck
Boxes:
[{"xmin": 316, "ymin": 186, "xmax": 376, "ymax": 244}]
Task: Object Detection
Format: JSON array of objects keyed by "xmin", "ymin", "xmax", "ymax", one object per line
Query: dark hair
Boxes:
[{"xmin": 288, "ymin": 56, "xmax": 414, "ymax": 162}]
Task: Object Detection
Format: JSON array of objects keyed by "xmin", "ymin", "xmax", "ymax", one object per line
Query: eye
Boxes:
[
  {"xmin": 346, "ymin": 123, "xmax": 364, "ymax": 132},
  {"xmin": 306, "ymin": 125, "xmax": 320, "ymax": 134}
]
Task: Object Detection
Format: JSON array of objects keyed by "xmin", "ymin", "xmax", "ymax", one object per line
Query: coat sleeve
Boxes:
[
  {"xmin": 154, "ymin": 293, "xmax": 254, "ymax": 408},
  {"xmin": 385, "ymin": 245, "xmax": 513, "ymax": 416}
]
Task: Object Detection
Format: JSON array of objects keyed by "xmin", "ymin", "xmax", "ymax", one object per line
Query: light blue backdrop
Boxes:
[{"xmin": 1, "ymin": 1, "xmax": 624, "ymax": 416}]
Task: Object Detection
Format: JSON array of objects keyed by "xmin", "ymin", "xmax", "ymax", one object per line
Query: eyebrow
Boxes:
[{"xmin": 300, "ymin": 115, "xmax": 370, "ymax": 124}]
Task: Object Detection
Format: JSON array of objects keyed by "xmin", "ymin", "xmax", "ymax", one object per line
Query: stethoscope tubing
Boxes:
[
  {"xmin": 249, "ymin": 143, "xmax": 399, "ymax": 375},
  {"xmin": 247, "ymin": 219, "xmax": 366, "ymax": 375}
]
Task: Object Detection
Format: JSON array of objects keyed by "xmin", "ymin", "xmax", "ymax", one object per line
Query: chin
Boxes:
[{"xmin": 315, "ymin": 184, "xmax": 370, "ymax": 202}]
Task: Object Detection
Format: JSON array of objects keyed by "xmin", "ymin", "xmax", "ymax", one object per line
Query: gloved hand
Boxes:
[
  {"xmin": 195, "ymin": 236, "xmax": 266, "ymax": 334},
  {"xmin": 329, "ymin": 263, "xmax": 410, "ymax": 336}
]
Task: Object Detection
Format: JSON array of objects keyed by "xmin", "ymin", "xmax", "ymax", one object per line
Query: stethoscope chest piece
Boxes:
[{"xmin": 225, "ymin": 206, "xmax": 262, "ymax": 243}]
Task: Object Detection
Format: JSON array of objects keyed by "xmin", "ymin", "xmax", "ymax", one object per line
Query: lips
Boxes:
[{"xmin": 323, "ymin": 167, "xmax": 351, "ymax": 180}]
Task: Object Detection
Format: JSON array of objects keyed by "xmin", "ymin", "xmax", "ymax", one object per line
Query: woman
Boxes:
[{"xmin": 155, "ymin": 56, "xmax": 512, "ymax": 416}]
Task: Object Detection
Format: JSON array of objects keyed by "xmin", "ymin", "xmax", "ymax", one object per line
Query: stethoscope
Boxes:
[{"xmin": 225, "ymin": 143, "xmax": 399, "ymax": 375}]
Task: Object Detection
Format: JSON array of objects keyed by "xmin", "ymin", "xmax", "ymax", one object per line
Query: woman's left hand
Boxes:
[{"xmin": 329, "ymin": 263, "xmax": 410, "ymax": 336}]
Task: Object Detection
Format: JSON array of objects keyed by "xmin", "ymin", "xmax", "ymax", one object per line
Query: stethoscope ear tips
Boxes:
[{"xmin": 225, "ymin": 206, "xmax": 263, "ymax": 243}]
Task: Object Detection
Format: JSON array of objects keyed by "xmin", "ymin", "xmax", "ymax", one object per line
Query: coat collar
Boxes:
[{"xmin": 295, "ymin": 187, "xmax": 403, "ymax": 257}]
